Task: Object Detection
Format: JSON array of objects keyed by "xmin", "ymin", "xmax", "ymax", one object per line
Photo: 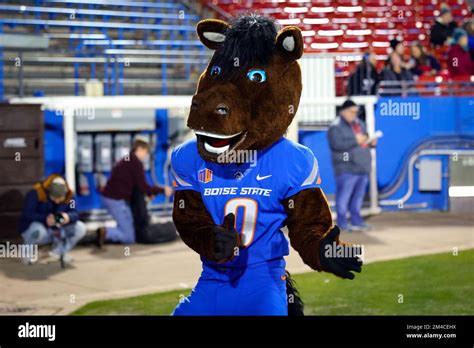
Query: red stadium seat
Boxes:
[
  {"xmin": 332, "ymin": 12, "xmax": 359, "ymax": 24},
  {"xmin": 417, "ymin": 0, "xmax": 437, "ymax": 7},
  {"xmin": 208, "ymin": 0, "xmax": 466, "ymax": 95},
  {"xmin": 361, "ymin": 12, "xmax": 390, "ymax": 24},
  {"xmin": 345, "ymin": 24, "xmax": 371, "ymax": 36},
  {"xmin": 310, "ymin": 4, "xmax": 335, "ymax": 15},
  {"xmin": 317, "ymin": 24, "xmax": 344, "ymax": 37},
  {"xmin": 308, "ymin": 37, "xmax": 339, "ymax": 51}
]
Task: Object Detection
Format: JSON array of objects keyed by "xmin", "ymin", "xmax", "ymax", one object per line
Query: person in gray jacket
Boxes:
[{"xmin": 327, "ymin": 100, "xmax": 377, "ymax": 231}]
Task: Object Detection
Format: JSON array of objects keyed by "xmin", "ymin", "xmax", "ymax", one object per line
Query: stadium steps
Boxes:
[{"xmin": 0, "ymin": 0, "xmax": 203, "ymax": 97}]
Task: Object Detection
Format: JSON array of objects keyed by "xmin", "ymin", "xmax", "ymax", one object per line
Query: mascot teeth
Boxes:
[
  {"xmin": 194, "ymin": 130, "xmax": 242, "ymax": 154},
  {"xmin": 204, "ymin": 142, "xmax": 230, "ymax": 154},
  {"xmin": 194, "ymin": 130, "xmax": 242, "ymax": 139}
]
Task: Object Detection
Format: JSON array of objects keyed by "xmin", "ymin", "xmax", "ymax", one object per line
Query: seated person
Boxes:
[
  {"xmin": 381, "ymin": 52, "xmax": 415, "ymax": 95},
  {"xmin": 447, "ymin": 28, "xmax": 474, "ymax": 77},
  {"xmin": 347, "ymin": 51, "xmax": 380, "ymax": 96},
  {"xmin": 409, "ymin": 42, "xmax": 441, "ymax": 77},
  {"xmin": 19, "ymin": 174, "xmax": 86, "ymax": 264},
  {"xmin": 382, "ymin": 52, "xmax": 415, "ymax": 81},
  {"xmin": 99, "ymin": 139, "xmax": 172, "ymax": 246}
]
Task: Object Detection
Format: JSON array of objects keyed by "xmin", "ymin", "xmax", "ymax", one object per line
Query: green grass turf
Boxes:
[{"xmin": 72, "ymin": 249, "xmax": 474, "ymax": 315}]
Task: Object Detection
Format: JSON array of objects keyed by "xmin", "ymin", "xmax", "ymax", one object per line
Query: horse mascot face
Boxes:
[
  {"xmin": 189, "ymin": 15, "xmax": 303, "ymax": 162},
  {"xmin": 171, "ymin": 14, "xmax": 362, "ymax": 316}
]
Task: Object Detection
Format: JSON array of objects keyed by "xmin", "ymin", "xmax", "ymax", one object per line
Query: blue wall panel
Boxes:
[
  {"xmin": 299, "ymin": 96, "xmax": 474, "ymax": 211},
  {"xmin": 44, "ymin": 110, "xmax": 65, "ymax": 176},
  {"xmin": 299, "ymin": 130, "xmax": 336, "ymax": 196},
  {"xmin": 375, "ymin": 96, "xmax": 459, "ymax": 189}
]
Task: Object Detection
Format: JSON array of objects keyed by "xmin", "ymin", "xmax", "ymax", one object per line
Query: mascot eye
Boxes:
[
  {"xmin": 210, "ymin": 65, "xmax": 222, "ymax": 76},
  {"xmin": 247, "ymin": 69, "xmax": 267, "ymax": 83}
]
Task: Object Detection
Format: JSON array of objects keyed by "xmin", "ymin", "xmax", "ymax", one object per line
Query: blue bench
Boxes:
[
  {"xmin": 0, "ymin": 4, "xmax": 199, "ymax": 21},
  {"xmin": 42, "ymin": 0, "xmax": 186, "ymax": 10}
]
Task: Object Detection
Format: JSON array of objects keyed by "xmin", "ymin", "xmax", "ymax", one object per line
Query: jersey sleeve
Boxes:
[
  {"xmin": 170, "ymin": 141, "xmax": 200, "ymax": 192},
  {"xmin": 283, "ymin": 146, "xmax": 321, "ymax": 199}
]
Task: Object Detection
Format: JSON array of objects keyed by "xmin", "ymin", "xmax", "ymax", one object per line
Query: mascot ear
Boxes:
[
  {"xmin": 197, "ymin": 19, "xmax": 230, "ymax": 50},
  {"xmin": 275, "ymin": 26, "xmax": 304, "ymax": 61}
]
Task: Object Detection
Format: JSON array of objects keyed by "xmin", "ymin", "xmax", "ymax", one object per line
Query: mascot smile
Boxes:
[{"xmin": 171, "ymin": 14, "xmax": 363, "ymax": 316}]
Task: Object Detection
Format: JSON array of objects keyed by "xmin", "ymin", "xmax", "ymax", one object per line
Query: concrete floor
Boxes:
[{"xmin": 0, "ymin": 211, "xmax": 472, "ymax": 315}]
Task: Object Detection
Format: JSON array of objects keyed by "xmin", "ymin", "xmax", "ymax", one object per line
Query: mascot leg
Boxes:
[
  {"xmin": 173, "ymin": 260, "xmax": 290, "ymax": 316},
  {"xmin": 172, "ymin": 278, "xmax": 217, "ymax": 316}
]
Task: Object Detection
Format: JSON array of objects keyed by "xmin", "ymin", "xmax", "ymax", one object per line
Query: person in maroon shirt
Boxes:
[
  {"xmin": 98, "ymin": 139, "xmax": 172, "ymax": 246},
  {"xmin": 448, "ymin": 28, "xmax": 474, "ymax": 77}
]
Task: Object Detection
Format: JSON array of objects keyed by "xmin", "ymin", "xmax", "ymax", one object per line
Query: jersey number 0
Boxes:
[{"xmin": 224, "ymin": 198, "xmax": 258, "ymax": 247}]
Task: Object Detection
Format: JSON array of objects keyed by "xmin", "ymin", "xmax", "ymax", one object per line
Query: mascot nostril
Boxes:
[
  {"xmin": 190, "ymin": 99, "xmax": 199, "ymax": 111},
  {"xmin": 171, "ymin": 14, "xmax": 363, "ymax": 316}
]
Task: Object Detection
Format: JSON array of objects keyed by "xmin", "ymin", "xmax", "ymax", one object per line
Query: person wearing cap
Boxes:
[
  {"xmin": 327, "ymin": 100, "xmax": 377, "ymax": 232},
  {"xmin": 99, "ymin": 139, "xmax": 173, "ymax": 246},
  {"xmin": 19, "ymin": 174, "xmax": 86, "ymax": 264},
  {"xmin": 430, "ymin": 6, "xmax": 458, "ymax": 47},
  {"xmin": 447, "ymin": 28, "xmax": 474, "ymax": 77}
]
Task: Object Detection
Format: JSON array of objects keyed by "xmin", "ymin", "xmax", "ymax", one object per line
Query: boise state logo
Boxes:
[{"xmin": 198, "ymin": 168, "xmax": 213, "ymax": 183}]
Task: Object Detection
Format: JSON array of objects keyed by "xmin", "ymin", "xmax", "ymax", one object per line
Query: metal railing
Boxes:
[{"xmin": 377, "ymin": 78, "xmax": 474, "ymax": 97}]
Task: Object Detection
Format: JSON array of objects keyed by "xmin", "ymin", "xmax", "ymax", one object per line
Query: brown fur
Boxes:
[
  {"xmin": 190, "ymin": 19, "xmax": 303, "ymax": 163},
  {"xmin": 283, "ymin": 188, "xmax": 334, "ymax": 271},
  {"xmin": 173, "ymin": 190, "xmax": 217, "ymax": 261}
]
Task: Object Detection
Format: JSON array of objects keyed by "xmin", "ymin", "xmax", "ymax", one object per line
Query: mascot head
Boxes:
[{"xmin": 188, "ymin": 14, "xmax": 304, "ymax": 163}]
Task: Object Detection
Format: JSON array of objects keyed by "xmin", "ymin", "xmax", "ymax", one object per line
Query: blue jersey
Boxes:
[{"xmin": 171, "ymin": 137, "xmax": 320, "ymax": 268}]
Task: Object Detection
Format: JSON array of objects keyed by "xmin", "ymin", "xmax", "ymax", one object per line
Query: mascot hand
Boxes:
[
  {"xmin": 213, "ymin": 213, "xmax": 241, "ymax": 263},
  {"xmin": 319, "ymin": 226, "xmax": 363, "ymax": 279}
]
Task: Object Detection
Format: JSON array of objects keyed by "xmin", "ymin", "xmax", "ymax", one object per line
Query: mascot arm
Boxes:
[
  {"xmin": 173, "ymin": 189, "xmax": 240, "ymax": 263},
  {"xmin": 283, "ymin": 188, "xmax": 362, "ymax": 279}
]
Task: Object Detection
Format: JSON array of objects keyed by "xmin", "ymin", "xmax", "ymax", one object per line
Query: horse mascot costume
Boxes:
[{"xmin": 171, "ymin": 14, "xmax": 362, "ymax": 316}]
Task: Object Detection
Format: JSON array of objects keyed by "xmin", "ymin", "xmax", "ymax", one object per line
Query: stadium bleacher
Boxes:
[
  {"xmin": 0, "ymin": 0, "xmax": 207, "ymax": 97},
  {"xmin": 208, "ymin": 0, "xmax": 472, "ymax": 95},
  {"xmin": 0, "ymin": 0, "xmax": 472, "ymax": 97}
]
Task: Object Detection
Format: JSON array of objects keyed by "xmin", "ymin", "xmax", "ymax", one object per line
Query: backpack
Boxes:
[{"xmin": 130, "ymin": 186, "xmax": 177, "ymax": 244}]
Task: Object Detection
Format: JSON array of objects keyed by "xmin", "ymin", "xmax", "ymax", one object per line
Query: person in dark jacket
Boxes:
[
  {"xmin": 99, "ymin": 139, "xmax": 172, "ymax": 245},
  {"xmin": 327, "ymin": 100, "xmax": 376, "ymax": 232},
  {"xmin": 348, "ymin": 51, "xmax": 380, "ymax": 96},
  {"xmin": 382, "ymin": 52, "xmax": 415, "ymax": 82},
  {"xmin": 463, "ymin": 19, "xmax": 474, "ymax": 61},
  {"xmin": 430, "ymin": 7, "xmax": 458, "ymax": 47},
  {"xmin": 409, "ymin": 42, "xmax": 441, "ymax": 77},
  {"xmin": 447, "ymin": 28, "xmax": 474, "ymax": 77},
  {"xmin": 381, "ymin": 52, "xmax": 415, "ymax": 95},
  {"xmin": 19, "ymin": 174, "xmax": 86, "ymax": 264}
]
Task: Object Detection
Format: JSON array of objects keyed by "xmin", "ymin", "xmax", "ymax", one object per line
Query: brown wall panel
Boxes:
[
  {"xmin": 0, "ymin": 104, "xmax": 44, "ymax": 240},
  {"xmin": 0, "ymin": 132, "xmax": 42, "ymax": 157},
  {"xmin": 0, "ymin": 104, "xmax": 43, "ymax": 131}
]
